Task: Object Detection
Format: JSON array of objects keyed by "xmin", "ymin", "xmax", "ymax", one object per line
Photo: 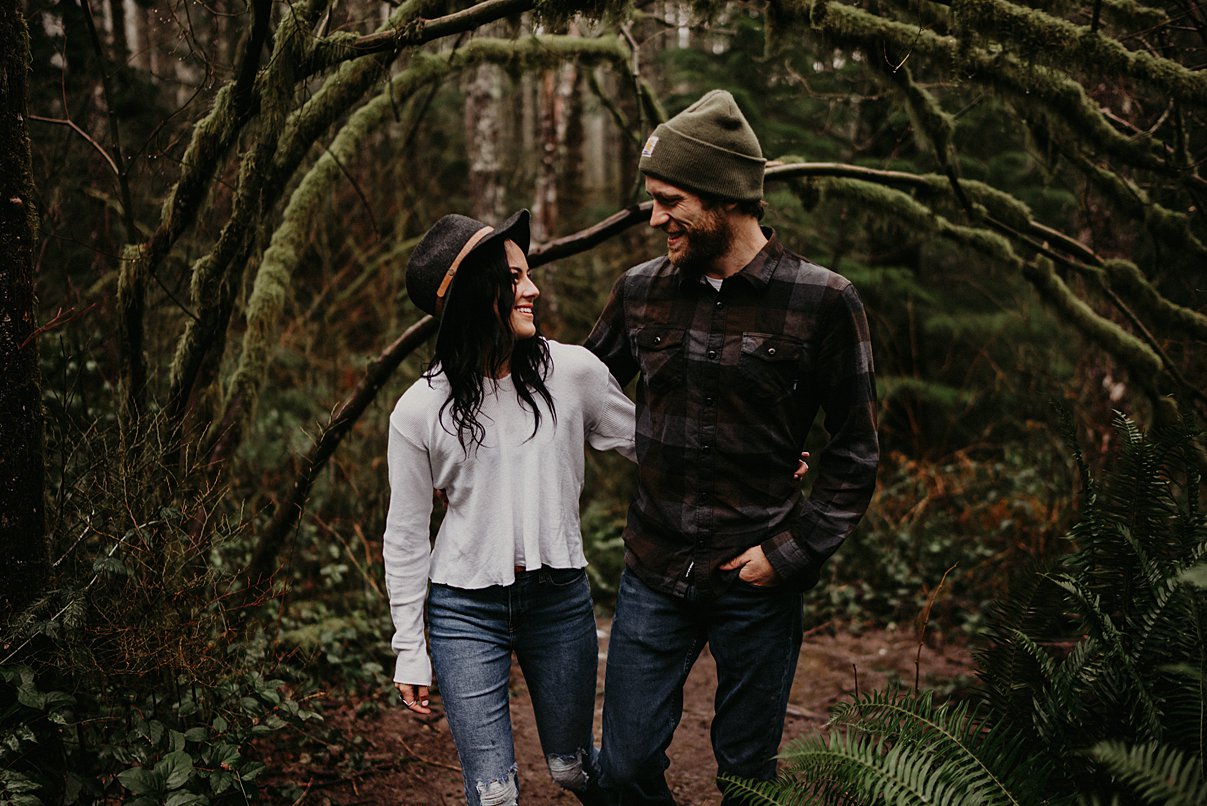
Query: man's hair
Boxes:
[
  {"xmin": 427, "ymin": 240, "xmax": 555, "ymax": 454},
  {"xmin": 699, "ymin": 191, "xmax": 767, "ymax": 221}
]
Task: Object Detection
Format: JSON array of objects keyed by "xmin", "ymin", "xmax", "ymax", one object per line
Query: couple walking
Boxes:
[{"xmin": 382, "ymin": 90, "xmax": 879, "ymax": 805}]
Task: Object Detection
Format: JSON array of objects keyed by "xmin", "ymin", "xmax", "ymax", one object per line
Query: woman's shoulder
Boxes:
[
  {"xmin": 546, "ymin": 339, "xmax": 603, "ymax": 369},
  {"xmin": 545, "ymin": 340, "xmax": 610, "ymax": 393},
  {"xmin": 391, "ymin": 373, "xmax": 447, "ymax": 423}
]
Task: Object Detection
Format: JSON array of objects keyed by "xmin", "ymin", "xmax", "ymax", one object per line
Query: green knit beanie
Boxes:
[{"xmin": 639, "ymin": 89, "xmax": 765, "ymax": 202}]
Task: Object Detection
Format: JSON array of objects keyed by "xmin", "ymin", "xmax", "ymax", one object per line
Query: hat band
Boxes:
[{"xmin": 434, "ymin": 225, "xmax": 494, "ymax": 317}]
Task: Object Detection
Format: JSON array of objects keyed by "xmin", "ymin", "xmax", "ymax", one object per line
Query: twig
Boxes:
[
  {"xmin": 28, "ymin": 115, "xmax": 119, "ymax": 176},
  {"xmin": 399, "ymin": 738, "xmax": 462, "ymax": 773},
  {"xmin": 289, "ymin": 777, "xmax": 314, "ymax": 806},
  {"xmin": 17, "ymin": 304, "xmax": 97, "ymax": 350},
  {"xmin": 915, "ymin": 563, "xmax": 958, "ymax": 692},
  {"xmin": 785, "ymin": 703, "xmax": 827, "ymax": 720}
]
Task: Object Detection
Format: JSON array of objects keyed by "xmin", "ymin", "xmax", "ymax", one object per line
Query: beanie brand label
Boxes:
[{"xmin": 641, "ymin": 134, "xmax": 659, "ymax": 158}]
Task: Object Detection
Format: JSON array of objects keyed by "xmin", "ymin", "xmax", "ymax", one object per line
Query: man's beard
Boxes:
[{"xmin": 672, "ymin": 208, "xmax": 732, "ymax": 278}]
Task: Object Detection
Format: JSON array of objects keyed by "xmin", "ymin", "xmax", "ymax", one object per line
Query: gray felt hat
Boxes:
[{"xmin": 405, "ymin": 209, "xmax": 530, "ymax": 318}]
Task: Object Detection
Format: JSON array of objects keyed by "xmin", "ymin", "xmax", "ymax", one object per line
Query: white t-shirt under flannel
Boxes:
[{"xmin": 383, "ymin": 340, "xmax": 636, "ymax": 685}]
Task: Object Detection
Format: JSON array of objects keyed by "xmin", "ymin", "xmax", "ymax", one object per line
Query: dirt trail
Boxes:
[{"xmin": 267, "ymin": 621, "xmax": 972, "ymax": 805}]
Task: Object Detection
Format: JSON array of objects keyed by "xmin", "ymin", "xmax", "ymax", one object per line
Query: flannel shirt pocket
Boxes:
[
  {"xmin": 739, "ymin": 333, "xmax": 804, "ymax": 403},
  {"xmin": 635, "ymin": 326, "xmax": 686, "ymax": 394}
]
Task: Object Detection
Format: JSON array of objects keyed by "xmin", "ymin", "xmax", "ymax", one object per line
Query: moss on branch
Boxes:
[{"xmin": 214, "ymin": 34, "xmax": 631, "ymax": 452}]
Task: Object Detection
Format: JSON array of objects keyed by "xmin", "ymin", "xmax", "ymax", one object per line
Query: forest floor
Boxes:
[{"xmin": 262, "ymin": 619, "xmax": 975, "ymax": 805}]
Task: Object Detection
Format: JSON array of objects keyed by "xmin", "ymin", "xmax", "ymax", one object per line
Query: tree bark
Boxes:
[
  {"xmin": 465, "ymin": 61, "xmax": 507, "ymax": 222},
  {"xmin": 0, "ymin": 0, "xmax": 47, "ymax": 617}
]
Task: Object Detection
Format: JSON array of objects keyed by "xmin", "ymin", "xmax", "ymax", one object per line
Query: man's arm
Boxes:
[
  {"xmin": 584, "ymin": 273, "xmax": 640, "ymax": 387},
  {"xmin": 762, "ymin": 283, "xmax": 880, "ymax": 590}
]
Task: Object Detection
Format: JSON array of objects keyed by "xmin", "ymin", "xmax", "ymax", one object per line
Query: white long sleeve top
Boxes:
[{"xmin": 383, "ymin": 340, "xmax": 636, "ymax": 685}]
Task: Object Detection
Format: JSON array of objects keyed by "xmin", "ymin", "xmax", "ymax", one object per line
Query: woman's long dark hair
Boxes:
[{"xmin": 425, "ymin": 239, "xmax": 555, "ymax": 452}]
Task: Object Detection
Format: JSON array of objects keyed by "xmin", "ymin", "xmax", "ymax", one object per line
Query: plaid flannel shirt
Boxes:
[{"xmin": 585, "ymin": 232, "xmax": 879, "ymax": 596}]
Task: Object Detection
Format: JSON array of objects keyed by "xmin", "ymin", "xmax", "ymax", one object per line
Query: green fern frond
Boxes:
[
  {"xmin": 974, "ymin": 563, "xmax": 1070, "ymax": 725},
  {"xmin": 719, "ymin": 773, "xmax": 809, "ymax": 806},
  {"xmin": 832, "ymin": 689, "xmax": 1038, "ymax": 804},
  {"xmin": 1086, "ymin": 741, "xmax": 1207, "ymax": 806},
  {"xmin": 1050, "ymin": 574, "xmax": 1165, "ymax": 740},
  {"xmin": 778, "ymin": 729, "xmax": 1003, "ymax": 806}
]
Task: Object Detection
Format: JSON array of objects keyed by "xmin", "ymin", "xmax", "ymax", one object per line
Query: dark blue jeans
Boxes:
[
  {"xmin": 600, "ymin": 567, "xmax": 804, "ymax": 805},
  {"xmin": 428, "ymin": 567, "xmax": 604, "ymax": 806}
]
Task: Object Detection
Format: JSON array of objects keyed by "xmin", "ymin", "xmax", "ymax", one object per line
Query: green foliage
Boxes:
[
  {"xmin": 0, "ymin": 405, "xmax": 322, "ymax": 804},
  {"xmin": 976, "ymin": 414, "xmax": 1207, "ymax": 795},
  {"xmin": 812, "ymin": 444, "xmax": 1074, "ymax": 636},
  {"xmin": 1086, "ymin": 741, "xmax": 1207, "ymax": 806},
  {"xmin": 729, "ymin": 415, "xmax": 1206, "ymax": 804},
  {"xmin": 0, "ymin": 657, "xmax": 321, "ymax": 804}
]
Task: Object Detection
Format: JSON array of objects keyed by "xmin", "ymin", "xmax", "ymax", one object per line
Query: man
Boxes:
[{"xmin": 585, "ymin": 89, "xmax": 879, "ymax": 804}]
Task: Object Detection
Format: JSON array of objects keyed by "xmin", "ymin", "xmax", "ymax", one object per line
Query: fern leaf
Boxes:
[
  {"xmin": 1087, "ymin": 741, "xmax": 1207, "ymax": 806},
  {"xmin": 828, "ymin": 688, "xmax": 1026, "ymax": 805}
]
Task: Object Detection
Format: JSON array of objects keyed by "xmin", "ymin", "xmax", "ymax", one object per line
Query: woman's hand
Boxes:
[
  {"xmin": 395, "ymin": 682, "xmax": 431, "ymax": 715},
  {"xmin": 793, "ymin": 451, "xmax": 811, "ymax": 480}
]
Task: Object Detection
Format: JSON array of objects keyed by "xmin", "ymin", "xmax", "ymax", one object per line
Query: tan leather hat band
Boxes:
[{"xmin": 434, "ymin": 225, "xmax": 495, "ymax": 317}]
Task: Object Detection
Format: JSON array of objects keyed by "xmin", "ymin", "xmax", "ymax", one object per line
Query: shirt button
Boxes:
[
  {"xmin": 708, "ymin": 349, "xmax": 717, "ymax": 359},
  {"xmin": 705, "ymin": 396, "xmax": 715, "ymax": 405},
  {"xmin": 767, "ymin": 347, "xmax": 777, "ymax": 356},
  {"xmin": 702, "ymin": 444, "xmax": 711, "ymax": 452},
  {"xmin": 653, "ymin": 336, "xmax": 662, "ymax": 345},
  {"xmin": 715, "ymin": 300, "xmax": 723, "ymax": 308}
]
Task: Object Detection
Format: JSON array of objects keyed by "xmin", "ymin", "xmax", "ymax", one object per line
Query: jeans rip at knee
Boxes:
[
  {"xmin": 546, "ymin": 747, "xmax": 593, "ymax": 791},
  {"xmin": 475, "ymin": 764, "xmax": 519, "ymax": 806}
]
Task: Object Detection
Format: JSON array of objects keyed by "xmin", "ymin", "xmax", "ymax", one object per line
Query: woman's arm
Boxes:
[
  {"xmin": 382, "ymin": 407, "xmax": 436, "ymax": 688},
  {"xmin": 582, "ymin": 348, "xmax": 637, "ymax": 463}
]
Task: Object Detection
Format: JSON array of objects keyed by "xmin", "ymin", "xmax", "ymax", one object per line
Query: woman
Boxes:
[{"xmin": 382, "ymin": 210, "xmax": 633, "ymax": 806}]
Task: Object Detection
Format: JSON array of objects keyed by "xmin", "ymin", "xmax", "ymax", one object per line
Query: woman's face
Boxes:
[{"xmin": 504, "ymin": 240, "xmax": 539, "ymax": 340}]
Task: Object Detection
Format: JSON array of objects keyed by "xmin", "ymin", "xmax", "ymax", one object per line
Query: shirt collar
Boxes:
[{"xmin": 675, "ymin": 226, "xmax": 783, "ymax": 291}]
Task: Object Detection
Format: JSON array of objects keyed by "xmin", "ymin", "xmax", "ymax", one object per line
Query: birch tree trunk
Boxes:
[{"xmin": 465, "ymin": 61, "xmax": 507, "ymax": 222}]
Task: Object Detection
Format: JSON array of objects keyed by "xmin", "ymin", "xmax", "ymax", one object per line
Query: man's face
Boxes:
[{"xmin": 645, "ymin": 176, "xmax": 732, "ymax": 276}]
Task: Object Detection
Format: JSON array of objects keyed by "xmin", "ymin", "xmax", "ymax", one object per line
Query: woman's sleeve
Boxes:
[
  {"xmin": 382, "ymin": 406, "xmax": 435, "ymax": 685},
  {"xmin": 584, "ymin": 352, "xmax": 637, "ymax": 463}
]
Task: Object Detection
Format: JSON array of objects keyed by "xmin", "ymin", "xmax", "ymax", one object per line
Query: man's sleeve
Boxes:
[
  {"xmin": 762, "ymin": 282, "xmax": 880, "ymax": 590},
  {"xmin": 584, "ymin": 273, "xmax": 640, "ymax": 387}
]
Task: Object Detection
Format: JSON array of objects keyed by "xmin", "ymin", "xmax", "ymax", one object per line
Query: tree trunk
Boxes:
[
  {"xmin": 0, "ymin": 0, "xmax": 47, "ymax": 618},
  {"xmin": 464, "ymin": 61, "xmax": 507, "ymax": 222}
]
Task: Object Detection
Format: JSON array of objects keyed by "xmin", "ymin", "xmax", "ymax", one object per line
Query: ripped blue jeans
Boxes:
[{"xmin": 428, "ymin": 567, "xmax": 603, "ymax": 806}]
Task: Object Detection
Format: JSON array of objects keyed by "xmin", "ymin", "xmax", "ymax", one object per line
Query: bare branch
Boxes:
[
  {"xmin": 28, "ymin": 115, "xmax": 120, "ymax": 176},
  {"xmin": 307, "ymin": 0, "xmax": 535, "ymax": 71}
]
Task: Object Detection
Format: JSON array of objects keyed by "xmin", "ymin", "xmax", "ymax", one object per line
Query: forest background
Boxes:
[{"xmin": 1, "ymin": 0, "xmax": 1205, "ymax": 803}]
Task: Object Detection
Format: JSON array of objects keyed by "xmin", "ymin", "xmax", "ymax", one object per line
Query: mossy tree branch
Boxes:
[
  {"xmin": 782, "ymin": 1, "xmax": 1177, "ymax": 177},
  {"xmin": 859, "ymin": 48, "xmax": 1207, "ymax": 383},
  {"xmin": 303, "ymin": 0, "xmax": 536, "ymax": 74},
  {"xmin": 943, "ymin": 0, "xmax": 1207, "ymax": 109},
  {"xmin": 164, "ymin": 2, "xmax": 439, "ymax": 452},
  {"xmin": 207, "ymin": 34, "xmax": 631, "ymax": 467}
]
